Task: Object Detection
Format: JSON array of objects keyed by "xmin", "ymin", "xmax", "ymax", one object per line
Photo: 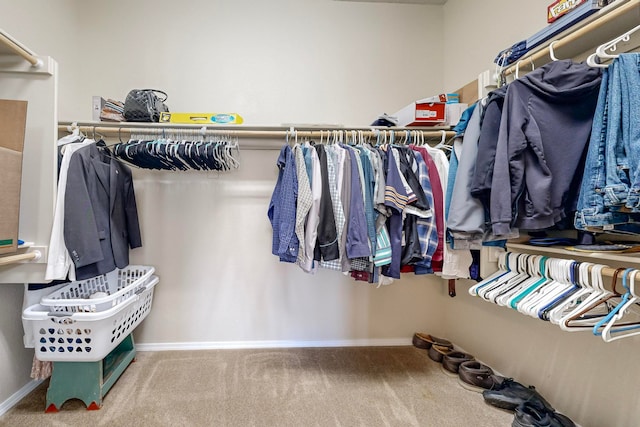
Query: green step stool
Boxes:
[{"xmin": 45, "ymin": 333, "xmax": 136, "ymax": 412}]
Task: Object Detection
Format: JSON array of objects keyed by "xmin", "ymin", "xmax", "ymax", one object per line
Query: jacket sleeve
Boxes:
[
  {"xmin": 345, "ymin": 149, "xmax": 371, "ymax": 259},
  {"xmin": 446, "ymin": 107, "xmax": 485, "ymax": 247},
  {"xmin": 123, "ymin": 169, "xmax": 143, "ymax": 249},
  {"xmin": 490, "ymin": 87, "xmax": 528, "ymax": 237},
  {"xmin": 64, "ymin": 151, "xmax": 104, "ymax": 268}
]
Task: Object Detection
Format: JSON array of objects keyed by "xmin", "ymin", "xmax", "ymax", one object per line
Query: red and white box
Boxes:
[{"xmin": 394, "ymin": 99, "xmax": 447, "ymax": 127}]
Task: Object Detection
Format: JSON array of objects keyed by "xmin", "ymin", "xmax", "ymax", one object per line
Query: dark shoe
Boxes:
[
  {"xmin": 442, "ymin": 351, "xmax": 475, "ymax": 376},
  {"xmin": 512, "ymin": 401, "xmax": 576, "ymax": 427},
  {"xmin": 483, "ymin": 378, "xmax": 555, "ymax": 412},
  {"xmin": 458, "ymin": 361, "xmax": 505, "ymax": 392},
  {"xmin": 428, "ymin": 344, "xmax": 451, "ymax": 363},
  {"xmin": 412, "ymin": 333, "xmax": 453, "ymax": 350},
  {"xmin": 512, "ymin": 402, "xmax": 552, "ymax": 427}
]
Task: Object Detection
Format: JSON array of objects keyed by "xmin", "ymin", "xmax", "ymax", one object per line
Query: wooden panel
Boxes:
[
  {"xmin": 453, "ymin": 79, "xmax": 478, "ymax": 105},
  {"xmin": 0, "ymin": 99, "xmax": 27, "ymax": 255}
]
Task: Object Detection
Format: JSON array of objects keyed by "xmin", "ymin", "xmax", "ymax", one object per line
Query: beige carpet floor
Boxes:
[{"xmin": 1, "ymin": 346, "xmax": 514, "ymax": 427}]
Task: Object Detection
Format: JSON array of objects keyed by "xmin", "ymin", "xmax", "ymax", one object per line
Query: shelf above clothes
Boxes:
[
  {"xmin": 506, "ymin": 243, "xmax": 640, "ymax": 269},
  {"xmin": 502, "ymin": 0, "xmax": 640, "ymax": 77}
]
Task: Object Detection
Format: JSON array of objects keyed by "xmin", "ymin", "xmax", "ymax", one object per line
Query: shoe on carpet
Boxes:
[
  {"xmin": 412, "ymin": 333, "xmax": 453, "ymax": 350},
  {"xmin": 441, "ymin": 351, "xmax": 475, "ymax": 376},
  {"xmin": 483, "ymin": 378, "xmax": 555, "ymax": 412},
  {"xmin": 428, "ymin": 344, "xmax": 452, "ymax": 363},
  {"xmin": 458, "ymin": 360, "xmax": 505, "ymax": 392},
  {"xmin": 512, "ymin": 401, "xmax": 576, "ymax": 427}
]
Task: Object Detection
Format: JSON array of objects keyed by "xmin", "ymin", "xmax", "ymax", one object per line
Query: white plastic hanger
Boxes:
[
  {"xmin": 518, "ymin": 259, "xmax": 573, "ymax": 319},
  {"xmin": 483, "ymin": 254, "xmax": 531, "ymax": 304},
  {"xmin": 548, "ymin": 40, "xmax": 561, "ymax": 61},
  {"xmin": 596, "ymin": 24, "xmax": 640, "ymax": 60},
  {"xmin": 548, "ymin": 263, "xmax": 604, "ymax": 325},
  {"xmin": 468, "ymin": 251, "xmax": 512, "ymax": 296},
  {"xmin": 496, "ymin": 255, "xmax": 546, "ymax": 307},
  {"xmin": 560, "ymin": 268, "xmax": 625, "ymax": 332},
  {"xmin": 514, "ymin": 57, "xmax": 535, "ymax": 79},
  {"xmin": 601, "ymin": 270, "xmax": 640, "ymax": 342},
  {"xmin": 586, "ymin": 53, "xmax": 608, "ymax": 68}
]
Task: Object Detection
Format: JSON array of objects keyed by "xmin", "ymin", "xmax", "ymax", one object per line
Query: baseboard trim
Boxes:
[
  {"xmin": 136, "ymin": 338, "xmax": 412, "ymax": 352},
  {"xmin": 0, "ymin": 379, "xmax": 43, "ymax": 417}
]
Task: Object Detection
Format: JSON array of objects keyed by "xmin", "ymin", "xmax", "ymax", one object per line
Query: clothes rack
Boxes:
[
  {"xmin": 0, "ymin": 28, "xmax": 42, "ymax": 68},
  {"xmin": 58, "ymin": 123, "xmax": 456, "ymax": 150}
]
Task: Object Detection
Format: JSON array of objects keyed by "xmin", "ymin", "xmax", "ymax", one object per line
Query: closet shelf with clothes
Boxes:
[
  {"xmin": 446, "ymin": 19, "xmax": 640, "ymax": 281},
  {"xmin": 500, "ymin": 0, "xmax": 640, "ymax": 78}
]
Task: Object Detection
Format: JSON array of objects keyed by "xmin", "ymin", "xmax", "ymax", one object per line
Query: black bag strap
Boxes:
[{"xmin": 139, "ymin": 89, "xmax": 168, "ymax": 102}]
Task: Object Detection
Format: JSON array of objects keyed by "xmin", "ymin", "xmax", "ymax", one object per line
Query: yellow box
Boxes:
[{"xmin": 159, "ymin": 112, "xmax": 244, "ymax": 125}]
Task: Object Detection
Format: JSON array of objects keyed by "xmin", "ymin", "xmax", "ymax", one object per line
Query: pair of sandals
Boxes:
[{"xmin": 412, "ymin": 333, "xmax": 475, "ymax": 376}]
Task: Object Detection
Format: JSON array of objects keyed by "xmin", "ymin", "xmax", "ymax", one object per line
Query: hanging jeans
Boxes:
[{"xmin": 575, "ymin": 53, "xmax": 640, "ymax": 234}]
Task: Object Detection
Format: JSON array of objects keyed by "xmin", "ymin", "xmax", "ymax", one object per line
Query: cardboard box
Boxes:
[
  {"xmin": 394, "ymin": 101, "xmax": 447, "ymax": 127},
  {"xmin": 0, "ymin": 99, "xmax": 27, "ymax": 255},
  {"xmin": 547, "ymin": 0, "xmax": 588, "ymax": 23}
]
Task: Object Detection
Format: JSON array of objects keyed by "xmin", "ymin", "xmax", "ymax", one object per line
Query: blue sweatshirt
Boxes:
[{"xmin": 490, "ymin": 60, "xmax": 602, "ymax": 236}]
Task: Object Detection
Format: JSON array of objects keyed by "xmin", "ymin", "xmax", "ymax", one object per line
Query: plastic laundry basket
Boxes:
[
  {"xmin": 40, "ymin": 265, "xmax": 155, "ymax": 313},
  {"xmin": 23, "ymin": 276, "xmax": 159, "ymax": 362}
]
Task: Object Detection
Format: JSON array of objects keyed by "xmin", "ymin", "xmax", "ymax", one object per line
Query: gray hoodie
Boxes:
[{"xmin": 490, "ymin": 60, "xmax": 602, "ymax": 237}]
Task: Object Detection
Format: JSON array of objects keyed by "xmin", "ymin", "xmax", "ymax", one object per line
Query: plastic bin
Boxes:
[
  {"xmin": 23, "ymin": 276, "xmax": 159, "ymax": 362},
  {"xmin": 40, "ymin": 266, "xmax": 155, "ymax": 313}
]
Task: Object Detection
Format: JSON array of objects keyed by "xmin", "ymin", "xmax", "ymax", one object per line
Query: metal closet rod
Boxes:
[
  {"xmin": 503, "ymin": 0, "xmax": 640, "ymax": 77},
  {"xmin": 58, "ymin": 124, "xmax": 456, "ymax": 140},
  {"xmin": 0, "ymin": 31, "xmax": 41, "ymax": 67}
]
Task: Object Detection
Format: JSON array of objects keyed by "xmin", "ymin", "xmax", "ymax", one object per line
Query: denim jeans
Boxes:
[
  {"xmin": 620, "ymin": 54, "xmax": 640, "ymax": 210},
  {"xmin": 575, "ymin": 54, "xmax": 640, "ymax": 233}
]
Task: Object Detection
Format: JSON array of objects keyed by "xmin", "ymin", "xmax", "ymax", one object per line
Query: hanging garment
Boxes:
[
  {"xmin": 293, "ymin": 144, "xmax": 313, "ymax": 267},
  {"xmin": 299, "ymin": 144, "xmax": 322, "ymax": 273},
  {"xmin": 320, "ymin": 145, "xmax": 347, "ymax": 271},
  {"xmin": 413, "ymin": 146, "xmax": 445, "ymax": 272},
  {"xmin": 381, "ymin": 147, "xmax": 410, "ymax": 279},
  {"xmin": 268, "ymin": 144, "xmax": 299, "ymax": 263},
  {"xmin": 64, "ymin": 143, "xmax": 143, "ymax": 280},
  {"xmin": 343, "ymin": 146, "xmax": 371, "ymax": 260},
  {"xmin": 46, "ymin": 139, "xmax": 94, "ymax": 281},
  {"xmin": 490, "ymin": 60, "xmax": 602, "ymax": 237},
  {"xmin": 411, "ymin": 149, "xmax": 438, "ymax": 274},
  {"xmin": 313, "ymin": 144, "xmax": 339, "ymax": 262},
  {"xmin": 470, "ymin": 85, "xmax": 508, "ymax": 210},
  {"xmin": 576, "ymin": 53, "xmax": 640, "ymax": 234}
]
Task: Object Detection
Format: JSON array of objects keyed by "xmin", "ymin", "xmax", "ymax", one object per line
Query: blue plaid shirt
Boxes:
[
  {"xmin": 412, "ymin": 150, "xmax": 438, "ymax": 274},
  {"xmin": 267, "ymin": 145, "xmax": 299, "ymax": 263}
]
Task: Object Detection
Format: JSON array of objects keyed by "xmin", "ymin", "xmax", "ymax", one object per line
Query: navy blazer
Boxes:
[{"xmin": 64, "ymin": 143, "xmax": 142, "ymax": 280}]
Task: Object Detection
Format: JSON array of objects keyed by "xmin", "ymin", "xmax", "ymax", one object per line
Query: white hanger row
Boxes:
[{"xmin": 469, "ymin": 252, "xmax": 640, "ymax": 342}]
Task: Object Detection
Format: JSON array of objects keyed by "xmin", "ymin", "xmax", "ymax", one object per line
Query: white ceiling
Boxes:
[{"xmin": 335, "ymin": 0, "xmax": 447, "ymax": 5}]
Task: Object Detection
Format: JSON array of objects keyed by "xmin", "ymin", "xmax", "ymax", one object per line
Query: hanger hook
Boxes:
[{"xmin": 549, "ymin": 40, "xmax": 560, "ymax": 61}]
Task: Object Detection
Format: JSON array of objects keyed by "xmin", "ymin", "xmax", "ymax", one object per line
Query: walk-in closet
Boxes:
[{"xmin": 1, "ymin": 1, "xmax": 639, "ymax": 426}]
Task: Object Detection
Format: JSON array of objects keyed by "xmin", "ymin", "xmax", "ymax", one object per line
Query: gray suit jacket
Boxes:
[{"xmin": 64, "ymin": 143, "xmax": 142, "ymax": 280}]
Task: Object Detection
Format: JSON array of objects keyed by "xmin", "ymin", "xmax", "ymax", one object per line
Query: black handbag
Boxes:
[{"xmin": 123, "ymin": 89, "xmax": 169, "ymax": 122}]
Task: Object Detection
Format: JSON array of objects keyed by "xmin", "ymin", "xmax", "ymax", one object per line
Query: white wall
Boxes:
[
  {"xmin": 66, "ymin": 0, "xmax": 445, "ymax": 125},
  {"xmin": 442, "ymin": 0, "xmax": 551, "ymax": 91}
]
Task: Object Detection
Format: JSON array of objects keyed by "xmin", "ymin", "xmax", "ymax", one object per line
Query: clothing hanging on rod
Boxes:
[
  {"xmin": 110, "ymin": 132, "xmax": 240, "ymax": 171},
  {"xmin": 444, "ymin": 60, "xmax": 602, "ymax": 272},
  {"xmin": 268, "ymin": 131, "xmax": 451, "ymax": 285},
  {"xmin": 576, "ymin": 52, "xmax": 640, "ymax": 234},
  {"xmin": 63, "ymin": 141, "xmax": 143, "ymax": 280}
]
